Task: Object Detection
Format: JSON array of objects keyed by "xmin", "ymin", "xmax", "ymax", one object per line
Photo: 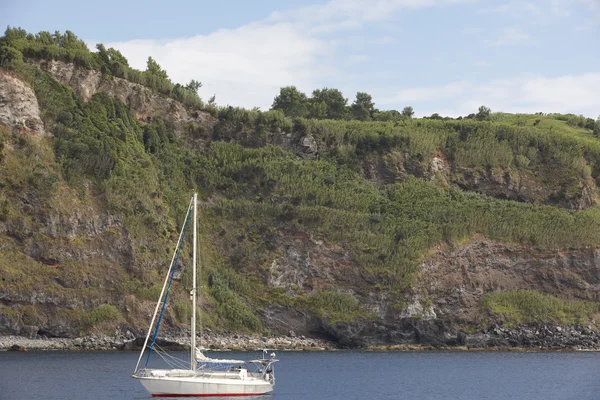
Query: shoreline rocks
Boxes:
[
  {"xmin": 0, "ymin": 332, "xmax": 332, "ymax": 352},
  {"xmin": 2, "ymin": 323, "xmax": 600, "ymax": 352}
]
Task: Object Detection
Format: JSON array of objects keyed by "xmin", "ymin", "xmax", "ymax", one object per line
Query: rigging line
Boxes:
[
  {"xmin": 154, "ymin": 347, "xmax": 189, "ymax": 370},
  {"xmin": 154, "ymin": 344, "xmax": 190, "ymax": 369},
  {"xmin": 145, "ymin": 206, "xmax": 193, "ymax": 367}
]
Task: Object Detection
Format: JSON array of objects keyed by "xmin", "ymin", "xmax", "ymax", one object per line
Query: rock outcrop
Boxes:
[
  {"xmin": 416, "ymin": 239, "xmax": 600, "ymax": 323},
  {"xmin": 362, "ymin": 152, "xmax": 597, "ymax": 210},
  {"xmin": 0, "ymin": 71, "xmax": 45, "ymax": 135},
  {"xmin": 35, "ymin": 59, "xmax": 215, "ymax": 139}
]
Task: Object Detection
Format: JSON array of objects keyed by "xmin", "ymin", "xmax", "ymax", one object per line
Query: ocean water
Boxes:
[{"xmin": 1, "ymin": 349, "xmax": 599, "ymax": 400}]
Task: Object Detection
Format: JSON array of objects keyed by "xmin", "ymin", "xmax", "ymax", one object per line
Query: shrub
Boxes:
[
  {"xmin": 85, "ymin": 304, "xmax": 120, "ymax": 327},
  {"xmin": 482, "ymin": 290, "xmax": 598, "ymax": 326}
]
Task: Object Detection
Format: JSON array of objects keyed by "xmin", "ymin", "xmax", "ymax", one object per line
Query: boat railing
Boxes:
[{"xmin": 134, "ymin": 369, "xmax": 156, "ymax": 378}]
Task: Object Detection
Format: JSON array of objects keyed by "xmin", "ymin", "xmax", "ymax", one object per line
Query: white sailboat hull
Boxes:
[{"xmin": 135, "ymin": 372, "xmax": 273, "ymax": 397}]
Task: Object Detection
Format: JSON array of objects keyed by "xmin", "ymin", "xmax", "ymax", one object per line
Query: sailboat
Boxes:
[{"xmin": 132, "ymin": 193, "xmax": 278, "ymax": 397}]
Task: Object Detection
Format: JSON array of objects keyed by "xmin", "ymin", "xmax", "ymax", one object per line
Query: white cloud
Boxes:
[
  {"xmin": 479, "ymin": 0, "xmax": 600, "ymax": 21},
  {"xmin": 101, "ymin": 0, "xmax": 473, "ymax": 109},
  {"xmin": 479, "ymin": 2, "xmax": 542, "ymax": 15},
  {"xmin": 484, "ymin": 27, "xmax": 534, "ymax": 46},
  {"xmin": 348, "ymin": 54, "xmax": 369, "ymax": 63},
  {"xmin": 384, "ymin": 81, "xmax": 469, "ymax": 103},
  {"xmin": 268, "ymin": 0, "xmax": 474, "ymax": 33},
  {"xmin": 105, "ymin": 22, "xmax": 330, "ymax": 109},
  {"xmin": 384, "ymin": 73, "xmax": 600, "ymax": 117},
  {"xmin": 579, "ymin": 0, "xmax": 600, "ymax": 9}
]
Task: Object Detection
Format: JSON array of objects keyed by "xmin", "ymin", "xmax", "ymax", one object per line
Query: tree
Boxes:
[
  {"xmin": 105, "ymin": 47, "xmax": 129, "ymax": 77},
  {"xmin": 401, "ymin": 106, "xmax": 414, "ymax": 118},
  {"xmin": 310, "ymin": 88, "xmax": 348, "ymax": 120},
  {"xmin": 3, "ymin": 27, "xmax": 28, "ymax": 43},
  {"xmin": 146, "ymin": 57, "xmax": 168, "ymax": 79},
  {"xmin": 35, "ymin": 31, "xmax": 55, "ymax": 46},
  {"xmin": 186, "ymin": 79, "xmax": 202, "ymax": 94},
  {"xmin": 373, "ymin": 110, "xmax": 402, "ymax": 122},
  {"xmin": 96, "ymin": 44, "xmax": 129, "ymax": 77},
  {"xmin": 0, "ymin": 44, "xmax": 23, "ymax": 69},
  {"xmin": 308, "ymin": 100, "xmax": 327, "ymax": 119},
  {"xmin": 584, "ymin": 118, "xmax": 595, "ymax": 131},
  {"xmin": 97, "ymin": 43, "xmax": 109, "ymax": 65},
  {"xmin": 351, "ymin": 92, "xmax": 375, "ymax": 121},
  {"xmin": 271, "ymin": 86, "xmax": 309, "ymax": 118},
  {"xmin": 476, "ymin": 105, "xmax": 491, "ymax": 121}
]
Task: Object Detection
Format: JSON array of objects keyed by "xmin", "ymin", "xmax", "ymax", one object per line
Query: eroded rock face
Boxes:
[
  {"xmin": 451, "ymin": 167, "xmax": 596, "ymax": 210},
  {"xmin": 0, "ymin": 71, "xmax": 45, "ymax": 135},
  {"xmin": 415, "ymin": 239, "xmax": 600, "ymax": 324},
  {"xmin": 362, "ymin": 151, "xmax": 596, "ymax": 209},
  {"xmin": 267, "ymin": 230, "xmax": 356, "ymax": 294},
  {"xmin": 34, "ymin": 59, "xmax": 215, "ymax": 139},
  {"xmin": 264, "ymin": 234, "xmax": 600, "ymax": 348}
]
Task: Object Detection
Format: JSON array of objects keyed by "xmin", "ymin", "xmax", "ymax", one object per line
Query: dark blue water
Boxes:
[{"xmin": 1, "ymin": 350, "xmax": 599, "ymax": 400}]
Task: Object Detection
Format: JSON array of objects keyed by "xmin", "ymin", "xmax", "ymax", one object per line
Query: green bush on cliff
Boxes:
[
  {"xmin": 482, "ymin": 290, "xmax": 598, "ymax": 326},
  {"xmin": 308, "ymin": 290, "xmax": 366, "ymax": 323},
  {"xmin": 207, "ymin": 268, "xmax": 262, "ymax": 331},
  {"xmin": 85, "ymin": 304, "xmax": 121, "ymax": 327}
]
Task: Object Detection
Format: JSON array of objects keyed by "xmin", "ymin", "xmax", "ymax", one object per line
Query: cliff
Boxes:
[
  {"xmin": 2, "ymin": 30, "xmax": 600, "ymax": 350},
  {"xmin": 0, "ymin": 71, "xmax": 45, "ymax": 135}
]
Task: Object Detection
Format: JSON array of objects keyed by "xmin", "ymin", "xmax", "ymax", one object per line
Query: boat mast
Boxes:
[
  {"xmin": 133, "ymin": 197, "xmax": 193, "ymax": 375},
  {"xmin": 191, "ymin": 192, "xmax": 197, "ymax": 371}
]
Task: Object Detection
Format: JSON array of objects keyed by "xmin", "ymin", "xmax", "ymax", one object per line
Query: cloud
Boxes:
[
  {"xmin": 473, "ymin": 60, "xmax": 490, "ymax": 67},
  {"xmin": 479, "ymin": 2, "xmax": 542, "ymax": 15},
  {"xmin": 348, "ymin": 54, "xmax": 369, "ymax": 63},
  {"xmin": 579, "ymin": 0, "xmax": 600, "ymax": 9},
  {"xmin": 484, "ymin": 27, "xmax": 534, "ymax": 46},
  {"xmin": 479, "ymin": 0, "xmax": 600, "ymax": 20},
  {"xmin": 384, "ymin": 81, "xmax": 469, "ymax": 103},
  {"xmin": 105, "ymin": 22, "xmax": 330, "ymax": 109},
  {"xmin": 101, "ymin": 0, "xmax": 473, "ymax": 109},
  {"xmin": 268, "ymin": 0, "xmax": 475, "ymax": 34},
  {"xmin": 383, "ymin": 73, "xmax": 600, "ymax": 117}
]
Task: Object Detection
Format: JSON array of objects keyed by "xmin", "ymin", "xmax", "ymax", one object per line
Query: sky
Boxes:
[{"xmin": 2, "ymin": 0, "xmax": 600, "ymax": 118}]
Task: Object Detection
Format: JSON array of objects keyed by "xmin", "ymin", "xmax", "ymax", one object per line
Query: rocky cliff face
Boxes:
[
  {"xmin": 0, "ymin": 71, "xmax": 46, "ymax": 136},
  {"xmin": 261, "ymin": 233, "xmax": 600, "ymax": 348},
  {"xmin": 416, "ymin": 239, "xmax": 600, "ymax": 321},
  {"xmin": 0, "ymin": 70, "xmax": 135, "ymax": 338}
]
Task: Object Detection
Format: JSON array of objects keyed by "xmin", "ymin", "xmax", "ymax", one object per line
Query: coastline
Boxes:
[
  {"xmin": 0, "ymin": 333, "xmax": 333, "ymax": 352},
  {"xmin": 3, "ymin": 333, "xmax": 600, "ymax": 352}
]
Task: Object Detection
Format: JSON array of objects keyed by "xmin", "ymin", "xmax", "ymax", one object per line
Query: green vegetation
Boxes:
[
  {"xmin": 174, "ymin": 302, "xmax": 191, "ymax": 324},
  {"xmin": 308, "ymin": 290, "xmax": 366, "ymax": 323},
  {"xmin": 85, "ymin": 304, "xmax": 121, "ymax": 327},
  {"xmin": 2, "ymin": 27, "xmax": 600, "ymax": 335},
  {"xmin": 482, "ymin": 290, "xmax": 598, "ymax": 326},
  {"xmin": 0, "ymin": 27, "xmax": 204, "ymax": 109},
  {"xmin": 207, "ymin": 267, "xmax": 262, "ymax": 331}
]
